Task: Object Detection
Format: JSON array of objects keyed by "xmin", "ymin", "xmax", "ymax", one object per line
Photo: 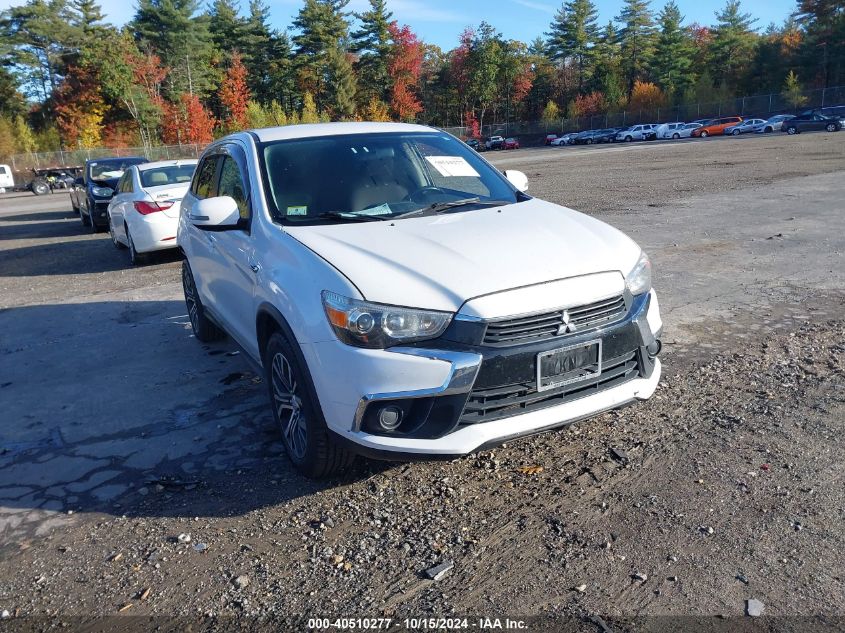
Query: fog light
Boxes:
[{"xmin": 378, "ymin": 405, "xmax": 403, "ymax": 431}]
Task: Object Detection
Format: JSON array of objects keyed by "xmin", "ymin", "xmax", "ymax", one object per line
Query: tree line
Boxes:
[{"xmin": 0, "ymin": 0, "xmax": 842, "ymax": 156}]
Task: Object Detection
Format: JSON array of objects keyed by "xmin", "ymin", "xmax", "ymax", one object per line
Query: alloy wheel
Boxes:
[
  {"xmin": 787, "ymin": 127, "xmax": 796, "ymax": 135},
  {"xmin": 271, "ymin": 352, "xmax": 307, "ymax": 460},
  {"xmin": 826, "ymin": 124, "xmax": 836, "ymax": 132},
  {"xmin": 182, "ymin": 264, "xmax": 200, "ymax": 332},
  {"xmin": 701, "ymin": 131, "xmax": 708, "ymax": 137}
]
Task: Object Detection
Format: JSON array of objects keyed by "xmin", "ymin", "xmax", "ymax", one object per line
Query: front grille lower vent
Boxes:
[
  {"xmin": 459, "ymin": 350, "xmax": 639, "ymax": 425},
  {"xmin": 482, "ymin": 295, "xmax": 627, "ymax": 346}
]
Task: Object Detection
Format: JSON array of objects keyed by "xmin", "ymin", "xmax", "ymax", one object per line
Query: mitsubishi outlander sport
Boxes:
[{"xmin": 178, "ymin": 122, "xmax": 663, "ymax": 477}]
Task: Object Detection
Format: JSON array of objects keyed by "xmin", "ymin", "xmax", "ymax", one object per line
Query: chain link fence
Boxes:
[
  {"xmin": 441, "ymin": 85, "xmax": 845, "ymax": 139},
  {"xmin": 6, "ymin": 143, "xmax": 206, "ymax": 173}
]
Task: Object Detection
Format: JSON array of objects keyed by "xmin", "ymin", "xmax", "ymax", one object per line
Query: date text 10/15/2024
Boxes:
[{"xmin": 308, "ymin": 618, "xmax": 528, "ymax": 630}]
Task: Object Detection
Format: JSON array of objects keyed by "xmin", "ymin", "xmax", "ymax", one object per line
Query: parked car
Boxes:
[
  {"xmin": 676, "ymin": 122, "xmax": 703, "ymax": 138},
  {"xmin": 655, "ymin": 122, "xmax": 686, "ymax": 139},
  {"xmin": 782, "ymin": 112, "xmax": 843, "ymax": 134},
  {"xmin": 465, "ymin": 138, "xmax": 481, "ymax": 151},
  {"xmin": 691, "ymin": 116, "xmax": 742, "ymax": 137},
  {"xmin": 756, "ymin": 114, "xmax": 794, "ymax": 133},
  {"xmin": 107, "ymin": 159, "xmax": 198, "ymax": 265},
  {"xmin": 615, "ymin": 124, "xmax": 657, "ymax": 142},
  {"xmin": 551, "ymin": 133, "xmax": 577, "ymax": 146},
  {"xmin": 0, "ymin": 164, "xmax": 13, "ymax": 193},
  {"xmin": 572, "ymin": 130, "xmax": 600, "ymax": 145},
  {"xmin": 71, "ymin": 156, "xmax": 148, "ymax": 231},
  {"xmin": 593, "ymin": 129, "xmax": 620, "ymax": 143},
  {"xmin": 503, "ymin": 137, "xmax": 520, "ymax": 150},
  {"xmin": 819, "ymin": 105, "xmax": 845, "ymax": 126},
  {"xmin": 178, "ymin": 122, "xmax": 663, "ymax": 477},
  {"xmin": 544, "ymin": 134, "xmax": 558, "ymax": 145},
  {"xmin": 724, "ymin": 118, "xmax": 767, "ymax": 135},
  {"xmin": 485, "ymin": 135, "xmax": 505, "ymax": 150}
]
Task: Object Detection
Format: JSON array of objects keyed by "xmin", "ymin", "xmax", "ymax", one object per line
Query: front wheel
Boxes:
[
  {"xmin": 764, "ymin": 127, "xmax": 773, "ymax": 133},
  {"xmin": 31, "ymin": 181, "xmax": 49, "ymax": 196},
  {"xmin": 786, "ymin": 126, "xmax": 797, "ymax": 135},
  {"xmin": 732, "ymin": 129, "xmax": 740, "ymax": 136},
  {"xmin": 264, "ymin": 332, "xmax": 354, "ymax": 478},
  {"xmin": 700, "ymin": 130, "xmax": 709, "ymax": 137},
  {"xmin": 625, "ymin": 136, "xmax": 633, "ymax": 142},
  {"xmin": 181, "ymin": 260, "xmax": 224, "ymax": 342},
  {"xmin": 825, "ymin": 123, "xmax": 836, "ymax": 132},
  {"xmin": 672, "ymin": 133, "xmax": 680, "ymax": 139}
]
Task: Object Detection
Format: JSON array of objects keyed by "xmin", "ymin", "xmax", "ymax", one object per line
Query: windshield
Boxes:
[
  {"xmin": 259, "ymin": 132, "xmax": 520, "ymax": 225},
  {"xmin": 89, "ymin": 159, "xmax": 145, "ymax": 180},
  {"xmin": 140, "ymin": 164, "xmax": 197, "ymax": 188}
]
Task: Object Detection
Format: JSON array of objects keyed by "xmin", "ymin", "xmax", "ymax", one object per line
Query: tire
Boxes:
[
  {"xmin": 110, "ymin": 219, "xmax": 125, "ymax": 249},
  {"xmin": 586, "ymin": 139, "xmax": 592, "ymax": 144},
  {"xmin": 625, "ymin": 136, "xmax": 633, "ymax": 142},
  {"xmin": 126, "ymin": 227, "xmax": 147, "ymax": 265},
  {"xmin": 181, "ymin": 260, "xmax": 225, "ymax": 342},
  {"xmin": 31, "ymin": 181, "xmax": 49, "ymax": 196},
  {"xmin": 732, "ymin": 129, "xmax": 740, "ymax": 135},
  {"xmin": 672, "ymin": 133, "xmax": 680, "ymax": 139},
  {"xmin": 825, "ymin": 123, "xmax": 836, "ymax": 132},
  {"xmin": 700, "ymin": 130, "xmax": 709, "ymax": 137},
  {"xmin": 264, "ymin": 331, "xmax": 354, "ymax": 478},
  {"xmin": 786, "ymin": 126, "xmax": 797, "ymax": 135},
  {"xmin": 81, "ymin": 204, "xmax": 91, "ymax": 227},
  {"xmin": 764, "ymin": 127, "xmax": 773, "ymax": 133}
]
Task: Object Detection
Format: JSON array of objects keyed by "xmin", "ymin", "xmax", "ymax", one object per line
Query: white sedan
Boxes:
[
  {"xmin": 108, "ymin": 160, "xmax": 198, "ymax": 264},
  {"xmin": 675, "ymin": 123, "xmax": 703, "ymax": 139}
]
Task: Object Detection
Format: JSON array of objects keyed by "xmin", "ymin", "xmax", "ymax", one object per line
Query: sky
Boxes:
[{"xmin": 0, "ymin": 0, "xmax": 797, "ymax": 50}]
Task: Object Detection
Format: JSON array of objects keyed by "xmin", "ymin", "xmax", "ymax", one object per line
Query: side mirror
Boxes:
[
  {"xmin": 190, "ymin": 196, "xmax": 241, "ymax": 228},
  {"xmin": 504, "ymin": 169, "xmax": 528, "ymax": 192}
]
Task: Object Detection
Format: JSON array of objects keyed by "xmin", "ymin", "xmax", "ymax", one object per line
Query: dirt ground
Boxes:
[{"xmin": 0, "ymin": 132, "xmax": 844, "ymax": 631}]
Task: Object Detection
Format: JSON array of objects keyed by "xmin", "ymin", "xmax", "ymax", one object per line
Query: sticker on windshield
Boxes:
[
  {"xmin": 287, "ymin": 205, "xmax": 308, "ymax": 216},
  {"xmin": 425, "ymin": 156, "xmax": 480, "ymax": 178},
  {"xmin": 358, "ymin": 203, "xmax": 392, "ymax": 216}
]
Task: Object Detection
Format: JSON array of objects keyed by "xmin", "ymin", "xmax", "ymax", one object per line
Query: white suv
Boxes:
[
  {"xmin": 615, "ymin": 124, "xmax": 657, "ymax": 142},
  {"xmin": 178, "ymin": 123, "xmax": 663, "ymax": 477}
]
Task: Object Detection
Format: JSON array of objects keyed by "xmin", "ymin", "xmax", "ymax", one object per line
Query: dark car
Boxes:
[
  {"xmin": 572, "ymin": 130, "xmax": 602, "ymax": 145},
  {"xmin": 465, "ymin": 138, "xmax": 482, "ymax": 151},
  {"xmin": 783, "ymin": 111, "xmax": 843, "ymax": 135},
  {"xmin": 71, "ymin": 157, "xmax": 147, "ymax": 231},
  {"xmin": 593, "ymin": 128, "xmax": 621, "ymax": 143}
]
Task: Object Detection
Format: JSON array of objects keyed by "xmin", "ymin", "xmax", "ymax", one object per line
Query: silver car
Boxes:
[
  {"xmin": 757, "ymin": 114, "xmax": 796, "ymax": 133},
  {"xmin": 615, "ymin": 124, "xmax": 657, "ymax": 142},
  {"xmin": 724, "ymin": 118, "xmax": 767, "ymax": 135}
]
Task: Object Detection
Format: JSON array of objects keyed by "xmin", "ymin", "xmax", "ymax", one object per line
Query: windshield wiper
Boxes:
[
  {"xmin": 394, "ymin": 197, "xmax": 509, "ymax": 220},
  {"xmin": 316, "ymin": 211, "xmax": 391, "ymax": 222}
]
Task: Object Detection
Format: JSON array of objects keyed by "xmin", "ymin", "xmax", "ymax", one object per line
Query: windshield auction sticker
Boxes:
[{"xmin": 425, "ymin": 156, "xmax": 480, "ymax": 178}]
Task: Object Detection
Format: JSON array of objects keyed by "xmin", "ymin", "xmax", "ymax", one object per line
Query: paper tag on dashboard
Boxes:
[
  {"xmin": 287, "ymin": 206, "xmax": 308, "ymax": 216},
  {"xmin": 425, "ymin": 156, "xmax": 480, "ymax": 178}
]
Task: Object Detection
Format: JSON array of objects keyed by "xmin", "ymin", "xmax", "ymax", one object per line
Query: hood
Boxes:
[{"xmin": 286, "ymin": 198, "xmax": 642, "ymax": 313}]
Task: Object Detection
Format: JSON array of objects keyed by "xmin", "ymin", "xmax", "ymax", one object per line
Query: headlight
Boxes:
[
  {"xmin": 321, "ymin": 291, "xmax": 452, "ymax": 348},
  {"xmin": 91, "ymin": 186, "xmax": 113, "ymax": 197},
  {"xmin": 625, "ymin": 251, "xmax": 652, "ymax": 296}
]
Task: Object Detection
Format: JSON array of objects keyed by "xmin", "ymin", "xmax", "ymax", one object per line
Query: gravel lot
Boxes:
[{"xmin": 1, "ymin": 132, "xmax": 843, "ymax": 630}]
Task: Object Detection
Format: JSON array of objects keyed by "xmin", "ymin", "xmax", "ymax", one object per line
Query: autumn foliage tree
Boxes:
[
  {"xmin": 54, "ymin": 64, "xmax": 106, "ymax": 148},
  {"xmin": 627, "ymin": 80, "xmax": 667, "ymax": 112},
  {"xmin": 387, "ymin": 22, "xmax": 423, "ymax": 121},
  {"xmin": 161, "ymin": 93, "xmax": 216, "ymax": 145},
  {"xmin": 574, "ymin": 90, "xmax": 607, "ymax": 116},
  {"xmin": 219, "ymin": 52, "xmax": 251, "ymax": 131}
]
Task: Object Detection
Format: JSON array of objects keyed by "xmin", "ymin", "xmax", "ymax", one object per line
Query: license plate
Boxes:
[{"xmin": 536, "ymin": 340, "xmax": 602, "ymax": 392}]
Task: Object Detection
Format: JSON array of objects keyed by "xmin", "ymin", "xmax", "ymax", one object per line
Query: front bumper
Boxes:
[
  {"xmin": 308, "ymin": 290, "xmax": 663, "ymax": 457},
  {"xmin": 91, "ymin": 200, "xmax": 111, "ymax": 226}
]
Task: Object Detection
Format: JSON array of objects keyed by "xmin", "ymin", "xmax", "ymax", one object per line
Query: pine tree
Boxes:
[
  {"xmin": 781, "ymin": 70, "xmax": 807, "ymax": 107},
  {"xmin": 130, "ymin": 0, "xmax": 217, "ymax": 97},
  {"xmin": 241, "ymin": 0, "xmax": 277, "ymax": 101},
  {"xmin": 350, "ymin": 0, "xmax": 393, "ymax": 105},
  {"xmin": 546, "ymin": 0, "xmax": 599, "ymax": 91},
  {"xmin": 328, "ymin": 45, "xmax": 357, "ymax": 119},
  {"xmin": 292, "ymin": 0, "xmax": 351, "ymax": 110},
  {"xmin": 710, "ymin": 0, "xmax": 758, "ymax": 92},
  {"xmin": 795, "ymin": 0, "xmax": 845, "ymax": 87},
  {"xmin": 652, "ymin": 2, "xmax": 693, "ymax": 99},
  {"xmin": 616, "ymin": 0, "xmax": 657, "ymax": 90},
  {"xmin": 208, "ymin": 0, "xmax": 246, "ymax": 56}
]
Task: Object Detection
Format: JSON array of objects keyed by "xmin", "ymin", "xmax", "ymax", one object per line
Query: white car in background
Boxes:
[
  {"xmin": 675, "ymin": 123, "xmax": 703, "ymax": 139},
  {"xmin": 758, "ymin": 114, "xmax": 795, "ymax": 133},
  {"xmin": 615, "ymin": 124, "xmax": 657, "ymax": 142},
  {"xmin": 655, "ymin": 122, "xmax": 686, "ymax": 139},
  {"xmin": 108, "ymin": 159, "xmax": 198, "ymax": 264}
]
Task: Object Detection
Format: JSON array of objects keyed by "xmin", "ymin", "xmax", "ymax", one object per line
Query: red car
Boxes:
[
  {"xmin": 504, "ymin": 137, "xmax": 520, "ymax": 150},
  {"xmin": 544, "ymin": 134, "xmax": 558, "ymax": 145}
]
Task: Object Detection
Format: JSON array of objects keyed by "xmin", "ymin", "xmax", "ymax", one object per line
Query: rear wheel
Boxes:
[
  {"xmin": 700, "ymin": 130, "xmax": 709, "ymax": 137},
  {"xmin": 625, "ymin": 135, "xmax": 633, "ymax": 142},
  {"xmin": 110, "ymin": 220, "xmax": 125, "ymax": 249},
  {"xmin": 732, "ymin": 129, "xmax": 740, "ymax": 136},
  {"xmin": 127, "ymin": 228, "xmax": 147, "ymax": 265},
  {"xmin": 31, "ymin": 181, "xmax": 49, "ymax": 196},
  {"xmin": 786, "ymin": 125, "xmax": 797, "ymax": 135},
  {"xmin": 672, "ymin": 133, "xmax": 680, "ymax": 139},
  {"xmin": 764, "ymin": 126, "xmax": 773, "ymax": 133},
  {"xmin": 825, "ymin": 123, "xmax": 836, "ymax": 132},
  {"xmin": 181, "ymin": 260, "xmax": 225, "ymax": 342},
  {"xmin": 264, "ymin": 331, "xmax": 354, "ymax": 478}
]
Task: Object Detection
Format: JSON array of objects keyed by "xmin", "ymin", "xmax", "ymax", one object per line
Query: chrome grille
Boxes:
[
  {"xmin": 482, "ymin": 295, "xmax": 627, "ymax": 346},
  {"xmin": 459, "ymin": 350, "xmax": 639, "ymax": 425}
]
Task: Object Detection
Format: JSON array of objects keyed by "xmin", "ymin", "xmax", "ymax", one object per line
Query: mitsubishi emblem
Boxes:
[{"xmin": 557, "ymin": 310, "xmax": 577, "ymax": 335}]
